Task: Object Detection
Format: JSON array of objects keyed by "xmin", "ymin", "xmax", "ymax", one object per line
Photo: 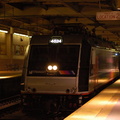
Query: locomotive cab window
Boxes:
[{"xmin": 27, "ymin": 44, "xmax": 80, "ymax": 76}]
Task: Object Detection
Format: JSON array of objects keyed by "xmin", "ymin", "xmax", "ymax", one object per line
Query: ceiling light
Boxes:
[
  {"xmin": 117, "ymin": 8, "xmax": 120, "ymax": 10},
  {"xmin": 0, "ymin": 30, "xmax": 8, "ymax": 33},
  {"xmin": 14, "ymin": 33, "xmax": 29, "ymax": 37}
]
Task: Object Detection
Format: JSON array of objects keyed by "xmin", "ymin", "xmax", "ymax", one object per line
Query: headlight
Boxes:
[
  {"xmin": 47, "ymin": 65, "xmax": 58, "ymax": 71},
  {"xmin": 48, "ymin": 65, "xmax": 53, "ymax": 70},
  {"xmin": 53, "ymin": 65, "xmax": 57, "ymax": 70}
]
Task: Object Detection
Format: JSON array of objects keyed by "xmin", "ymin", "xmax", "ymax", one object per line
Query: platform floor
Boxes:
[
  {"xmin": 64, "ymin": 79, "xmax": 120, "ymax": 120},
  {"xmin": 0, "ymin": 70, "xmax": 22, "ymax": 75},
  {"xmin": 0, "ymin": 70, "xmax": 22, "ymax": 78}
]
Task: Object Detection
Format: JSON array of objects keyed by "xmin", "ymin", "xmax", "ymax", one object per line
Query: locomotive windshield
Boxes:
[{"xmin": 27, "ymin": 45, "xmax": 80, "ymax": 76}]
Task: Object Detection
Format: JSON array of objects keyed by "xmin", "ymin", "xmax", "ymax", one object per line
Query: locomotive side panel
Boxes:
[{"xmin": 89, "ymin": 47, "xmax": 119, "ymax": 91}]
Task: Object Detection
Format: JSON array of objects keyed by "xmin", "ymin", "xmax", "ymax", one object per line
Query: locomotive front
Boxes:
[
  {"xmin": 26, "ymin": 35, "xmax": 81, "ymax": 94},
  {"xmin": 22, "ymin": 35, "xmax": 83, "ymax": 112}
]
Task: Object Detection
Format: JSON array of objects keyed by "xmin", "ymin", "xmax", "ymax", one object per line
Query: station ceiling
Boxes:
[{"xmin": 0, "ymin": 0, "xmax": 120, "ymax": 44}]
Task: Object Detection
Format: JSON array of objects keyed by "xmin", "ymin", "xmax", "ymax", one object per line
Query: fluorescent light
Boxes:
[
  {"xmin": 0, "ymin": 30, "xmax": 8, "ymax": 33},
  {"xmin": 14, "ymin": 32, "xmax": 29, "ymax": 37},
  {"xmin": 0, "ymin": 76, "xmax": 11, "ymax": 79},
  {"xmin": 117, "ymin": 8, "xmax": 120, "ymax": 10}
]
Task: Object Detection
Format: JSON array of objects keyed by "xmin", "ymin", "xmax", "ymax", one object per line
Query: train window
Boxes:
[{"xmin": 27, "ymin": 45, "xmax": 80, "ymax": 76}]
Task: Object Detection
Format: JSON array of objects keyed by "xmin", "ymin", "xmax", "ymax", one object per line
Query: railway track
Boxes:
[{"xmin": 0, "ymin": 95, "xmax": 21, "ymax": 118}]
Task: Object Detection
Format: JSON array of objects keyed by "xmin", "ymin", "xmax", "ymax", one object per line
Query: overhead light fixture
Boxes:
[
  {"xmin": 14, "ymin": 33, "xmax": 29, "ymax": 37},
  {"xmin": 14, "ymin": 32, "xmax": 31, "ymax": 38},
  {"xmin": 0, "ymin": 30, "xmax": 8, "ymax": 33},
  {"xmin": 117, "ymin": 0, "xmax": 120, "ymax": 10},
  {"xmin": 117, "ymin": 8, "xmax": 120, "ymax": 10}
]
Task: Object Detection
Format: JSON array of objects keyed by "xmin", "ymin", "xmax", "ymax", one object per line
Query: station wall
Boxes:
[{"xmin": 0, "ymin": 30, "xmax": 30, "ymax": 71}]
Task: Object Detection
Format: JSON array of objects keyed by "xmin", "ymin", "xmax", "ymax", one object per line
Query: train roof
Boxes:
[
  {"xmin": 30, "ymin": 34, "xmax": 116, "ymax": 50},
  {"xmin": 30, "ymin": 24, "xmax": 116, "ymax": 49}
]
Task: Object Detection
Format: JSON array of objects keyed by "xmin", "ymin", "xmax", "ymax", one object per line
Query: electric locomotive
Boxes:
[{"xmin": 21, "ymin": 24, "xmax": 120, "ymax": 113}]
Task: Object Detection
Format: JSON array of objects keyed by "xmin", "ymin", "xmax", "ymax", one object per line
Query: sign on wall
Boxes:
[
  {"xmin": 13, "ymin": 34, "xmax": 29, "ymax": 56},
  {"xmin": 13, "ymin": 45, "xmax": 26, "ymax": 56},
  {"xmin": 96, "ymin": 11, "xmax": 120, "ymax": 20}
]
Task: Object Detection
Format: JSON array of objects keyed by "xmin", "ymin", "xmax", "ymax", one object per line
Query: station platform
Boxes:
[
  {"xmin": 0, "ymin": 70, "xmax": 22, "ymax": 78},
  {"xmin": 64, "ymin": 79, "xmax": 120, "ymax": 120}
]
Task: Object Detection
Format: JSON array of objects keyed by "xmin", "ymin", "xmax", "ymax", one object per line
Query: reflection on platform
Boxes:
[
  {"xmin": 64, "ymin": 79, "xmax": 120, "ymax": 120},
  {"xmin": 0, "ymin": 70, "xmax": 22, "ymax": 78}
]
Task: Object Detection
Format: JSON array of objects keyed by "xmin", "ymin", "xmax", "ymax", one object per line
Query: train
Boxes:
[{"xmin": 21, "ymin": 24, "xmax": 120, "ymax": 113}]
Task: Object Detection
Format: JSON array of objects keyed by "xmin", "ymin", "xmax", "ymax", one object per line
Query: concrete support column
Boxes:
[{"xmin": 9, "ymin": 27, "xmax": 14, "ymax": 64}]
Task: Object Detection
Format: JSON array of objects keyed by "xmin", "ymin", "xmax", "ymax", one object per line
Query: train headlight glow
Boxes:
[
  {"xmin": 53, "ymin": 65, "xmax": 58, "ymax": 70},
  {"xmin": 47, "ymin": 65, "xmax": 58, "ymax": 71},
  {"xmin": 48, "ymin": 65, "xmax": 53, "ymax": 70}
]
